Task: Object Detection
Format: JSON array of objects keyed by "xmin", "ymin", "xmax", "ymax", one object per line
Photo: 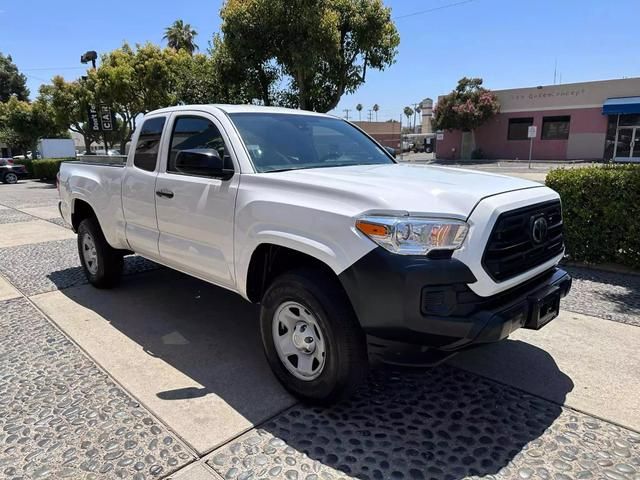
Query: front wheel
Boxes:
[
  {"xmin": 3, "ymin": 172, "xmax": 18, "ymax": 184},
  {"xmin": 260, "ymin": 269, "xmax": 368, "ymax": 404},
  {"xmin": 77, "ymin": 217, "xmax": 123, "ymax": 288}
]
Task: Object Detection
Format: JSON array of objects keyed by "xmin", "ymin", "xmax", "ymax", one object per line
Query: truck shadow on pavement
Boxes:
[{"xmin": 51, "ymin": 267, "xmax": 574, "ymax": 479}]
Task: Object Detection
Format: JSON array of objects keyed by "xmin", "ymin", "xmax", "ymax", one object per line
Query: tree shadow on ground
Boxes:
[
  {"xmin": 223, "ymin": 361, "xmax": 572, "ymax": 480},
  {"xmin": 49, "ymin": 267, "xmax": 573, "ymax": 479},
  {"xmin": 563, "ymin": 265, "xmax": 640, "ymax": 320}
]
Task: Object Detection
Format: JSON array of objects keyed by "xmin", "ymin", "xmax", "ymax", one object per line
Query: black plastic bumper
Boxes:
[{"xmin": 338, "ymin": 247, "xmax": 572, "ymax": 351}]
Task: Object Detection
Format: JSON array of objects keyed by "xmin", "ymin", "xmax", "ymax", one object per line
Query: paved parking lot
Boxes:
[{"xmin": 1, "ymin": 180, "xmax": 639, "ymax": 480}]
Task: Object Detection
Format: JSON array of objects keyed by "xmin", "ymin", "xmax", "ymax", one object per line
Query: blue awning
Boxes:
[{"xmin": 602, "ymin": 97, "xmax": 640, "ymax": 115}]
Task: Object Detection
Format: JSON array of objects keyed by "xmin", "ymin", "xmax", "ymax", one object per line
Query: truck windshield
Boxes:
[{"xmin": 228, "ymin": 113, "xmax": 394, "ymax": 173}]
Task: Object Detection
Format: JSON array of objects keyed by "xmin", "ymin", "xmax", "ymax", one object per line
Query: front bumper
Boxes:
[{"xmin": 338, "ymin": 247, "xmax": 572, "ymax": 351}]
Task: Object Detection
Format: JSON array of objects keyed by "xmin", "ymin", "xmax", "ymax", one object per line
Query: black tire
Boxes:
[
  {"xmin": 3, "ymin": 172, "xmax": 19, "ymax": 184},
  {"xmin": 77, "ymin": 217, "xmax": 124, "ymax": 288},
  {"xmin": 260, "ymin": 268, "xmax": 368, "ymax": 404}
]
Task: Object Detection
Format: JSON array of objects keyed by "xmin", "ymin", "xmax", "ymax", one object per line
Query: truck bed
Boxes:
[{"xmin": 58, "ymin": 159, "xmax": 128, "ymax": 249}]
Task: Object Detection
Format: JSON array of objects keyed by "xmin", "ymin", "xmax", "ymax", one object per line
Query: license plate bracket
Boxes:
[{"xmin": 525, "ymin": 286, "xmax": 560, "ymax": 330}]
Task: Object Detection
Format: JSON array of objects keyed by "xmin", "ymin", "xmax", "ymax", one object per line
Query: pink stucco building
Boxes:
[{"xmin": 434, "ymin": 77, "xmax": 640, "ymax": 162}]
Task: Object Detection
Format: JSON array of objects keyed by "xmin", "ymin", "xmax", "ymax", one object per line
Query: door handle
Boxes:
[{"xmin": 155, "ymin": 189, "xmax": 174, "ymax": 199}]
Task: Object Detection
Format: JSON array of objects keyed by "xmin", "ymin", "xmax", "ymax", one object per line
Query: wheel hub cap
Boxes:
[
  {"xmin": 292, "ymin": 321, "xmax": 316, "ymax": 354},
  {"xmin": 82, "ymin": 234, "xmax": 99, "ymax": 275},
  {"xmin": 272, "ymin": 301, "xmax": 326, "ymax": 381}
]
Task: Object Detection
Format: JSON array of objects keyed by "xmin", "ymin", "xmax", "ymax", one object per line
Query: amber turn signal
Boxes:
[{"xmin": 356, "ymin": 220, "xmax": 389, "ymax": 237}]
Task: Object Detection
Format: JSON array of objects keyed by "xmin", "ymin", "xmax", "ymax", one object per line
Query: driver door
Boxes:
[{"xmin": 155, "ymin": 112, "xmax": 239, "ymax": 288}]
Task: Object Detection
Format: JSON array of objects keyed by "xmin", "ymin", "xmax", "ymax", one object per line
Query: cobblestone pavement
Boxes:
[
  {"xmin": 0, "ymin": 239, "xmax": 159, "ymax": 296},
  {"xmin": 563, "ymin": 266, "xmax": 640, "ymax": 327},
  {"xmin": 2, "ymin": 179, "xmax": 640, "ymax": 480},
  {"xmin": 0, "ymin": 297, "xmax": 195, "ymax": 479},
  {"xmin": 0, "ymin": 208, "xmax": 34, "ymax": 224},
  {"xmin": 208, "ymin": 366, "xmax": 640, "ymax": 480}
]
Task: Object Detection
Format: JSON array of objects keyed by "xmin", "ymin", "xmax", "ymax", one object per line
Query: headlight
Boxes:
[{"xmin": 356, "ymin": 215, "xmax": 469, "ymax": 255}]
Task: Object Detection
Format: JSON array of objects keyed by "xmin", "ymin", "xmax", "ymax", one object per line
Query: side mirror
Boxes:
[{"xmin": 174, "ymin": 148, "xmax": 234, "ymax": 180}]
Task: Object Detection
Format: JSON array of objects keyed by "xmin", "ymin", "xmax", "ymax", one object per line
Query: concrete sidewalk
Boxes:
[{"xmin": 449, "ymin": 310, "xmax": 640, "ymax": 431}]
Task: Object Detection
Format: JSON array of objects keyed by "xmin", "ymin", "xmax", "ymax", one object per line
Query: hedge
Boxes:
[
  {"xmin": 546, "ymin": 165, "xmax": 640, "ymax": 268},
  {"xmin": 32, "ymin": 159, "xmax": 72, "ymax": 180}
]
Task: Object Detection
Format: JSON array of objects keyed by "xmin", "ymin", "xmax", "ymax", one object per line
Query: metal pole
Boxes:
[
  {"xmin": 612, "ymin": 114, "xmax": 620, "ymax": 162},
  {"xmin": 528, "ymin": 136, "xmax": 533, "ymax": 169},
  {"xmin": 400, "ymin": 114, "xmax": 404, "ymax": 161}
]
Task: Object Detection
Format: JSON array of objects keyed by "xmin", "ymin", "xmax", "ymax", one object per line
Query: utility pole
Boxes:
[{"xmin": 343, "ymin": 109, "xmax": 351, "ymax": 121}]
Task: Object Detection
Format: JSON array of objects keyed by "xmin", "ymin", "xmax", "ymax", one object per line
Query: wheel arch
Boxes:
[
  {"xmin": 245, "ymin": 243, "xmax": 348, "ymax": 304},
  {"xmin": 71, "ymin": 198, "xmax": 98, "ymax": 232}
]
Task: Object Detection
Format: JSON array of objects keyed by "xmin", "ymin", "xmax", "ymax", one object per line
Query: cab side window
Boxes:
[
  {"xmin": 168, "ymin": 116, "xmax": 231, "ymax": 176},
  {"xmin": 133, "ymin": 117, "xmax": 166, "ymax": 172}
]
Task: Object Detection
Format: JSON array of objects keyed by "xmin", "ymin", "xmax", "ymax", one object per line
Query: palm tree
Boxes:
[
  {"xmin": 163, "ymin": 20, "xmax": 198, "ymax": 55},
  {"xmin": 403, "ymin": 106, "xmax": 414, "ymax": 127},
  {"xmin": 372, "ymin": 104, "xmax": 380, "ymax": 121},
  {"xmin": 414, "ymin": 106, "xmax": 421, "ymax": 131},
  {"xmin": 356, "ymin": 103, "xmax": 363, "ymax": 121}
]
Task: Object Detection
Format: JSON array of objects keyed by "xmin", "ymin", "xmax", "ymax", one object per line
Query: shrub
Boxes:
[
  {"xmin": 31, "ymin": 158, "xmax": 73, "ymax": 180},
  {"xmin": 546, "ymin": 165, "xmax": 640, "ymax": 268}
]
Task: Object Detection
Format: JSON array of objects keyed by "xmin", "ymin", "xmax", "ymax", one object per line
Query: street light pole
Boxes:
[{"xmin": 80, "ymin": 50, "xmax": 108, "ymax": 152}]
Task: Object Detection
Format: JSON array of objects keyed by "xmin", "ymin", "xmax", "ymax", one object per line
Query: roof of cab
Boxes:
[{"xmin": 148, "ymin": 104, "xmax": 333, "ymax": 117}]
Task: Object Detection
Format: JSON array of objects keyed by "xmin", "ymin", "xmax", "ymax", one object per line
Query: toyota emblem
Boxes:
[{"xmin": 531, "ymin": 216, "xmax": 548, "ymax": 244}]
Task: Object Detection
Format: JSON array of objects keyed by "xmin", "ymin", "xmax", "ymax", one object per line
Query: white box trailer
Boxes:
[{"xmin": 37, "ymin": 139, "xmax": 76, "ymax": 159}]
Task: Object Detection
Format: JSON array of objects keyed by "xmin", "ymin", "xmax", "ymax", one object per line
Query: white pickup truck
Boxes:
[{"xmin": 58, "ymin": 105, "xmax": 572, "ymax": 403}]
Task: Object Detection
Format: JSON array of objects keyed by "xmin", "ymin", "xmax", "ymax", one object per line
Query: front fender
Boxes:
[{"xmin": 235, "ymin": 227, "xmax": 375, "ymax": 300}]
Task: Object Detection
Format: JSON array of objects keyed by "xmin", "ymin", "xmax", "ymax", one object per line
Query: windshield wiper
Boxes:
[{"xmin": 263, "ymin": 167, "xmax": 298, "ymax": 173}]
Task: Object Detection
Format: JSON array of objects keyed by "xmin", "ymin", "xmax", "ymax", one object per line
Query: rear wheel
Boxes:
[
  {"xmin": 77, "ymin": 217, "xmax": 123, "ymax": 288},
  {"xmin": 260, "ymin": 269, "xmax": 368, "ymax": 404},
  {"xmin": 3, "ymin": 172, "xmax": 18, "ymax": 184}
]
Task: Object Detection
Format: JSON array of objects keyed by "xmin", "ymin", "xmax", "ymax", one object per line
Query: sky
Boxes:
[{"xmin": 1, "ymin": 0, "xmax": 639, "ymax": 122}]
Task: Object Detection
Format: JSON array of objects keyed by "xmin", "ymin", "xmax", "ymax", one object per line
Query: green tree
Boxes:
[
  {"xmin": 432, "ymin": 77, "xmax": 500, "ymax": 132},
  {"xmin": 163, "ymin": 20, "xmax": 199, "ymax": 54},
  {"xmin": 89, "ymin": 43, "xmax": 184, "ymax": 152},
  {"xmin": 38, "ymin": 76, "xmax": 99, "ymax": 153},
  {"xmin": 209, "ymin": 33, "xmax": 282, "ymax": 106},
  {"xmin": 356, "ymin": 103, "xmax": 363, "ymax": 121},
  {"xmin": 0, "ymin": 53, "xmax": 29, "ymax": 102},
  {"xmin": 372, "ymin": 103, "xmax": 379, "ymax": 121},
  {"xmin": 218, "ymin": 0, "xmax": 400, "ymax": 112},
  {"xmin": 174, "ymin": 52, "xmax": 219, "ymax": 104},
  {"xmin": 0, "ymin": 96, "xmax": 67, "ymax": 155}
]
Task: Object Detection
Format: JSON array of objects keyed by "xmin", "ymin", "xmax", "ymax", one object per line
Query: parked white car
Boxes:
[{"xmin": 58, "ymin": 105, "xmax": 572, "ymax": 403}]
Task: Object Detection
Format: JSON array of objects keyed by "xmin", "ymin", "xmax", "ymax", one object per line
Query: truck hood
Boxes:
[{"xmin": 267, "ymin": 163, "xmax": 544, "ymax": 219}]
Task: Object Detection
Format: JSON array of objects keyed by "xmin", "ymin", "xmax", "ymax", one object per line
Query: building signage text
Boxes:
[{"xmin": 510, "ymin": 88, "xmax": 587, "ymax": 102}]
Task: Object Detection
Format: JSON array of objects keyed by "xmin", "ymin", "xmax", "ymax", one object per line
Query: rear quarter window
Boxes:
[{"xmin": 134, "ymin": 117, "xmax": 166, "ymax": 172}]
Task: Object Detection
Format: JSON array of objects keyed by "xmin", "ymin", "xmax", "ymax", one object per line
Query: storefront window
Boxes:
[
  {"xmin": 541, "ymin": 116, "xmax": 570, "ymax": 140},
  {"xmin": 604, "ymin": 115, "xmax": 618, "ymax": 161},
  {"xmin": 619, "ymin": 114, "xmax": 640, "ymax": 126},
  {"xmin": 604, "ymin": 114, "xmax": 640, "ymax": 161},
  {"xmin": 507, "ymin": 117, "xmax": 533, "ymax": 140}
]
